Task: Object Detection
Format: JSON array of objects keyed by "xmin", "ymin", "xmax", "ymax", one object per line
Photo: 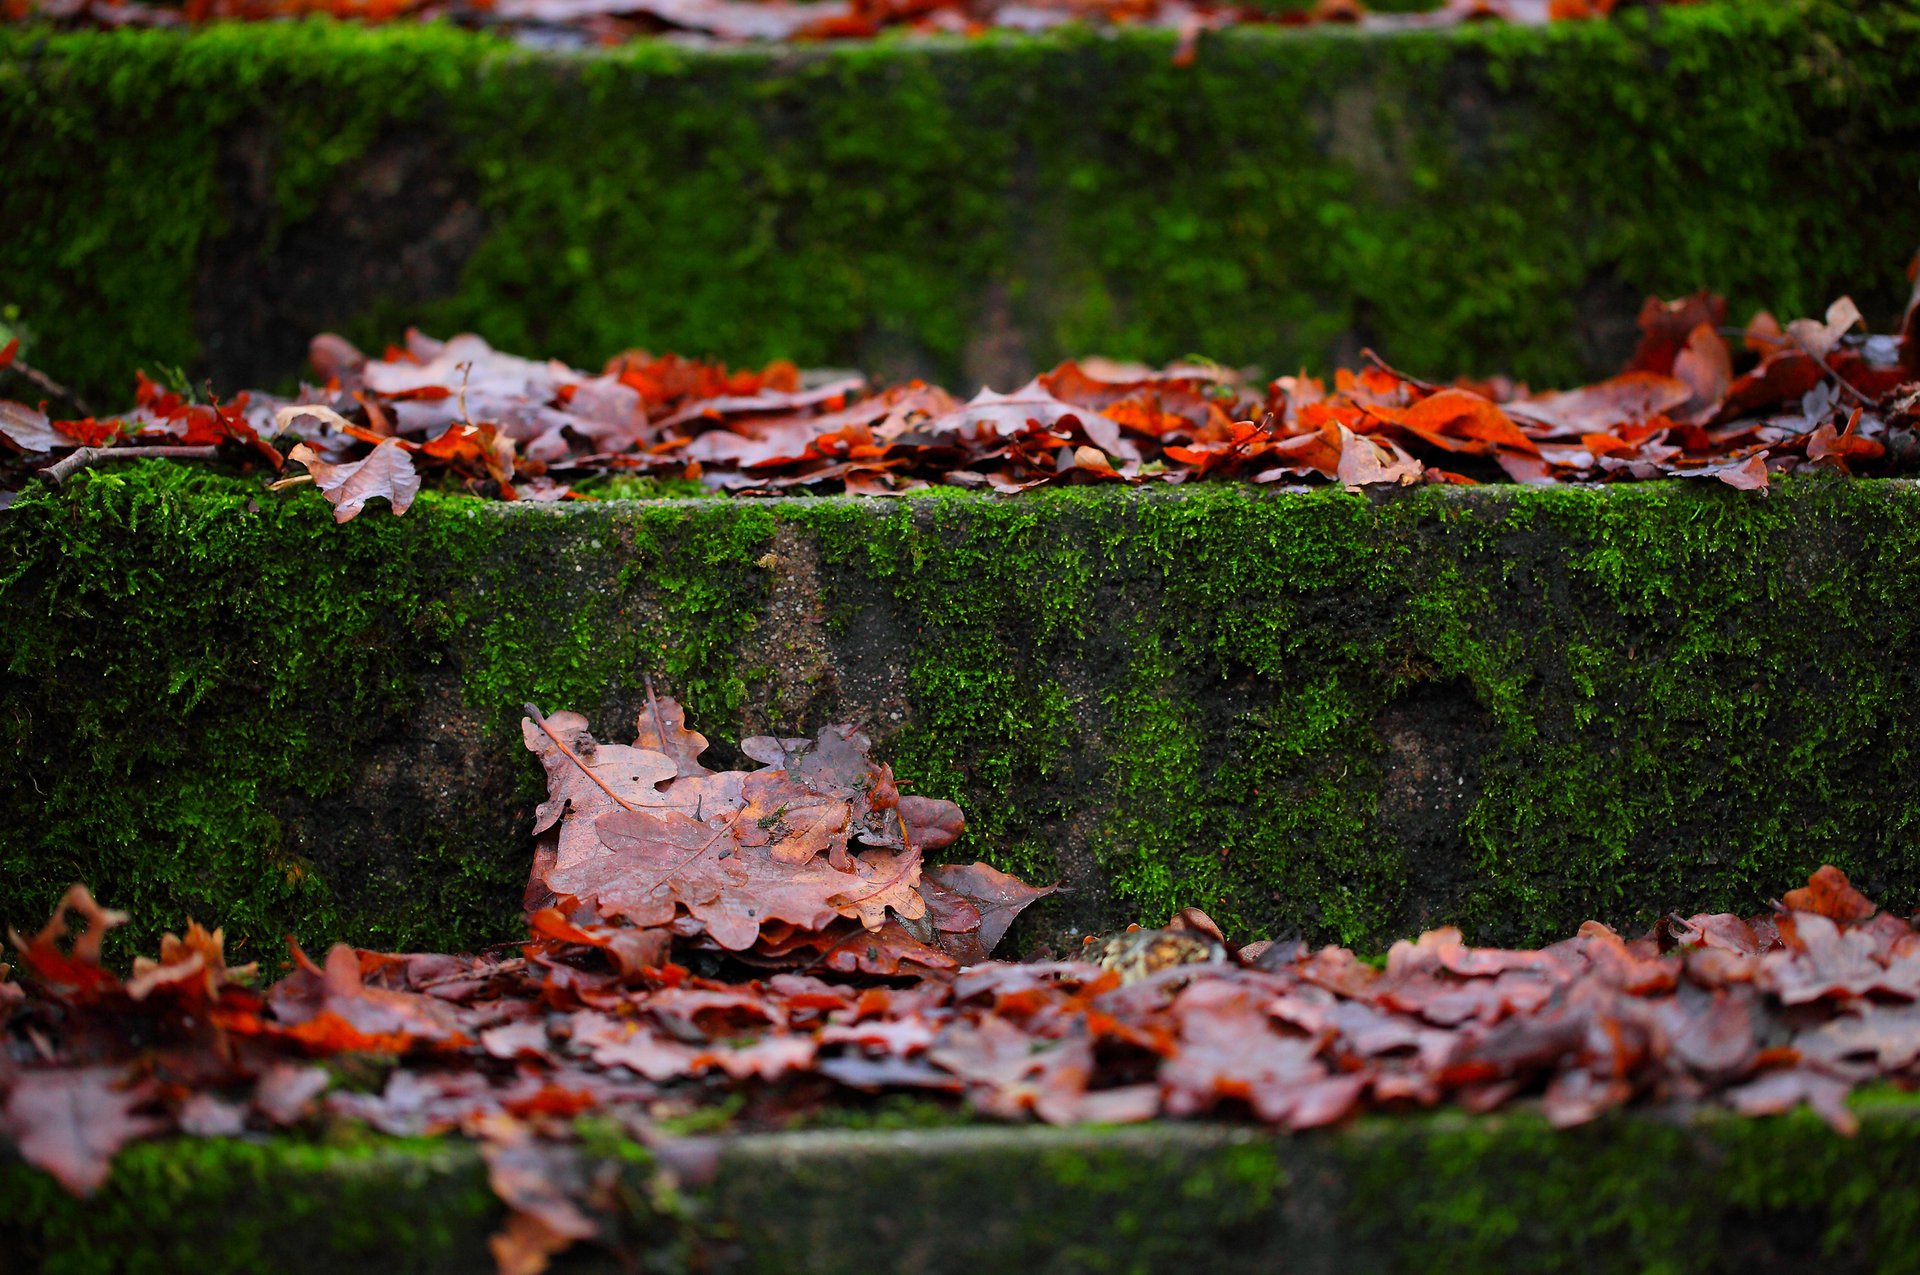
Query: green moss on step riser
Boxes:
[
  {"xmin": 7, "ymin": 467, "xmax": 1920, "ymax": 961},
  {"xmin": 2, "ymin": 0, "xmax": 1918, "ymax": 402},
  {"xmin": 12, "ymin": 1105, "xmax": 1920, "ymax": 1273}
]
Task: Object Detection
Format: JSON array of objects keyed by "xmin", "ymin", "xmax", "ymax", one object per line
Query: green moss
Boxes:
[
  {"xmin": 793, "ymin": 477, "xmax": 1920, "ymax": 948},
  {"xmin": 10, "ymin": 469, "xmax": 1920, "ymax": 958},
  {"xmin": 19, "ymin": 1106, "xmax": 1920, "ymax": 1273},
  {"xmin": 3, "ymin": 0, "xmax": 1917, "ymax": 404},
  {"xmin": 0, "ymin": 466, "xmax": 774, "ymax": 960},
  {"xmin": 0, "ymin": 1134, "xmax": 499, "ymax": 1274},
  {"xmin": 1338, "ymin": 1099, "xmax": 1920, "ymax": 1272}
]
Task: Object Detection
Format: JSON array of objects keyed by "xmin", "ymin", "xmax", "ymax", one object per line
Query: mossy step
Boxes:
[
  {"xmin": 3, "ymin": 0, "xmax": 1918, "ymax": 403},
  {"xmin": 6, "ymin": 466, "xmax": 1920, "ymax": 961},
  {"xmin": 7, "ymin": 1102, "xmax": 1920, "ymax": 1274}
]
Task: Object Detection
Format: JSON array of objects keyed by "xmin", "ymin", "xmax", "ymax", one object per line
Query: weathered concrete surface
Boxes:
[
  {"xmin": 6, "ymin": 469, "xmax": 1920, "ymax": 961},
  {"xmin": 7, "ymin": 1105, "xmax": 1920, "ymax": 1273}
]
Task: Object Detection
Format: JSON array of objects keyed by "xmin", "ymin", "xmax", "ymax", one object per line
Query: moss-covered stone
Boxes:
[
  {"xmin": 2, "ymin": 0, "xmax": 1917, "ymax": 404},
  {"xmin": 0, "ymin": 1135, "xmax": 501, "ymax": 1275},
  {"xmin": 7, "ymin": 466, "xmax": 1920, "ymax": 960},
  {"xmin": 10, "ymin": 1103, "xmax": 1920, "ymax": 1273}
]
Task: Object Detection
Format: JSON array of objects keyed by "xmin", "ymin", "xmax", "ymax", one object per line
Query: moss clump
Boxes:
[
  {"xmin": 2, "ymin": 0, "xmax": 1918, "ymax": 404},
  {"xmin": 13, "ymin": 1104, "xmax": 1920, "ymax": 1273},
  {"xmin": 0, "ymin": 1134, "xmax": 500, "ymax": 1274},
  {"xmin": 795, "ymin": 477, "xmax": 1920, "ymax": 948},
  {"xmin": 1339, "ymin": 1097, "xmax": 1920, "ymax": 1272},
  {"xmin": 0, "ymin": 464, "xmax": 777, "ymax": 960}
]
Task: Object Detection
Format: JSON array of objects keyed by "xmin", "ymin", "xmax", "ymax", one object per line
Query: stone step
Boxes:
[
  {"xmin": 6, "ymin": 1103, "xmax": 1919, "ymax": 1273},
  {"xmin": 3, "ymin": 0, "xmax": 1916, "ymax": 403},
  {"xmin": 5, "ymin": 467, "xmax": 1920, "ymax": 961}
]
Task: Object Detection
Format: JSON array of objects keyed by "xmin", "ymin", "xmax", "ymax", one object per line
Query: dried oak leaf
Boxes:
[
  {"xmin": 1510, "ymin": 372, "xmax": 1692, "ymax": 436},
  {"xmin": 126, "ymin": 920, "xmax": 255, "ymax": 1002},
  {"xmin": 2, "ymin": 1067, "xmax": 163, "ymax": 1195},
  {"xmin": 1661, "ymin": 912, "xmax": 1765, "ymax": 956},
  {"xmin": 267, "ymin": 942, "xmax": 471, "ymax": 1051},
  {"xmin": 734, "ymin": 769, "xmax": 856, "ymax": 868},
  {"xmin": 1400, "ymin": 388, "xmax": 1539, "ymax": 455},
  {"xmin": 1723, "ymin": 1066, "xmax": 1858, "ymax": 1135},
  {"xmin": 923, "ymin": 862, "xmax": 1057, "ymax": 965},
  {"xmin": 929, "ymin": 1016, "xmax": 1154, "ymax": 1125},
  {"xmin": 1781, "ymin": 865, "xmax": 1878, "ymax": 924},
  {"xmin": 1628, "ymin": 292, "xmax": 1727, "ymax": 375},
  {"xmin": 478, "ymin": 1116, "xmax": 601, "ymax": 1275},
  {"xmin": 1654, "ymin": 986, "xmax": 1757, "ymax": 1077},
  {"xmin": 1762, "ymin": 912, "xmax": 1920, "ymax": 1005},
  {"xmin": 8, "ymin": 885, "xmax": 129, "ymax": 1002},
  {"xmin": 521, "ymin": 711, "xmax": 678, "ymax": 872},
  {"xmin": 751, "ymin": 917, "xmax": 959, "ymax": 977},
  {"xmin": 288, "ymin": 438, "xmax": 420, "ymax": 522},
  {"xmin": 828, "ymin": 849, "xmax": 927, "ymax": 932},
  {"xmin": 252, "ymin": 1062, "xmax": 331, "ymax": 1126},
  {"xmin": 1797, "ymin": 1002, "xmax": 1920, "ymax": 1073},
  {"xmin": 634, "ymin": 694, "xmax": 712, "ymax": 777},
  {"xmin": 0, "ymin": 401, "xmax": 73, "ymax": 453},
  {"xmin": 554, "ymin": 808, "xmax": 855, "ymax": 950},
  {"xmin": 1158, "ymin": 980, "xmax": 1355, "ymax": 1127},
  {"xmin": 570, "ymin": 1010, "xmax": 815, "ymax": 1081},
  {"xmin": 1788, "ymin": 297, "xmax": 1865, "ymax": 362}
]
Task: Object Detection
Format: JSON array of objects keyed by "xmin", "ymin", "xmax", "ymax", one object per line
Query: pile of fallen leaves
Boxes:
[
  {"xmin": 5, "ymin": 0, "xmax": 1703, "ymax": 53},
  {"xmin": 5, "ymin": 284, "xmax": 1919, "ymax": 513},
  {"xmin": 7, "ymin": 698, "xmax": 1920, "ymax": 1270}
]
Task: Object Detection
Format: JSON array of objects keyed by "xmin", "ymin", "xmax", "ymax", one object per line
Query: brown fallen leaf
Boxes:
[
  {"xmin": 2, "ymin": 1067, "xmax": 162, "ymax": 1195},
  {"xmin": 1781, "ymin": 865, "xmax": 1877, "ymax": 923},
  {"xmin": 287, "ymin": 438, "xmax": 420, "ymax": 521}
]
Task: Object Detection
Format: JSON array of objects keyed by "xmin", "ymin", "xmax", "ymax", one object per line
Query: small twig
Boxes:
[
  {"xmin": 1361, "ymin": 348, "xmax": 1442, "ymax": 394},
  {"xmin": 7, "ymin": 356, "xmax": 90, "ymax": 417},
  {"xmin": 1824, "ymin": 365, "xmax": 1874, "ymax": 408},
  {"xmin": 39, "ymin": 445, "xmax": 219, "ymax": 487},
  {"xmin": 796, "ymin": 925, "xmax": 867, "ymax": 973},
  {"xmin": 456, "ymin": 361, "xmax": 474, "ymax": 428},
  {"xmin": 644, "ymin": 674, "xmax": 670, "ymax": 755},
  {"xmin": 523, "ymin": 702, "xmax": 636, "ymax": 812}
]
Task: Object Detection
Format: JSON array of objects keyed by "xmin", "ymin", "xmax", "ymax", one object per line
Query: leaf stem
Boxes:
[{"xmin": 523, "ymin": 703, "xmax": 637, "ymax": 812}]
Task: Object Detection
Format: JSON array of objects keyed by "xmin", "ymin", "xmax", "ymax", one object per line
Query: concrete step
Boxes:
[
  {"xmin": 2, "ymin": 0, "xmax": 1916, "ymax": 401},
  {"xmin": 6, "ymin": 467, "xmax": 1920, "ymax": 960},
  {"xmin": 7, "ymin": 1103, "xmax": 1919, "ymax": 1273}
]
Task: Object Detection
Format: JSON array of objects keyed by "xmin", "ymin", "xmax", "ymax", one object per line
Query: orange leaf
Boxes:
[{"xmin": 1403, "ymin": 389, "xmax": 1539, "ymax": 456}]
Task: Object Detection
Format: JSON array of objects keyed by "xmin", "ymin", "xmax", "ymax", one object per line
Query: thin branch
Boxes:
[
  {"xmin": 643, "ymin": 674, "xmax": 670, "ymax": 757},
  {"xmin": 796, "ymin": 924, "xmax": 866, "ymax": 973},
  {"xmin": 7, "ymin": 356, "xmax": 90, "ymax": 417},
  {"xmin": 523, "ymin": 702, "xmax": 636, "ymax": 813},
  {"xmin": 39, "ymin": 445, "xmax": 219, "ymax": 487},
  {"xmin": 1360, "ymin": 348, "xmax": 1442, "ymax": 394},
  {"xmin": 456, "ymin": 361, "xmax": 474, "ymax": 428},
  {"xmin": 1824, "ymin": 365, "xmax": 1873, "ymax": 408}
]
